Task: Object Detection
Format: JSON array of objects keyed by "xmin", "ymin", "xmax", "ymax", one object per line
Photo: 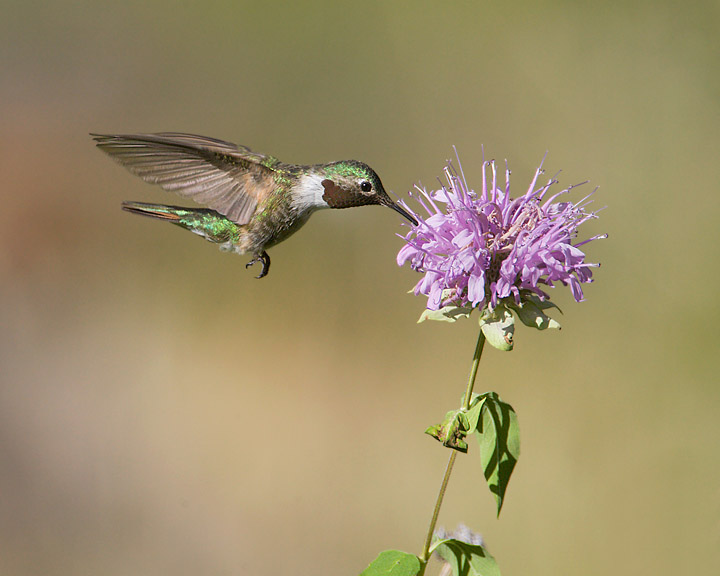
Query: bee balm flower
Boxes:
[{"xmin": 397, "ymin": 154, "xmax": 605, "ymax": 349}]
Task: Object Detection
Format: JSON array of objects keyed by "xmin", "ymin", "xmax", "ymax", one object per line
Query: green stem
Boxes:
[
  {"xmin": 463, "ymin": 330, "xmax": 486, "ymax": 410},
  {"xmin": 418, "ymin": 330, "xmax": 486, "ymax": 572},
  {"xmin": 419, "ymin": 451, "xmax": 457, "ymax": 568}
]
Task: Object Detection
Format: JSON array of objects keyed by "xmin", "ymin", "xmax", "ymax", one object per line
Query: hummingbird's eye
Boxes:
[{"xmin": 360, "ymin": 180, "xmax": 372, "ymax": 192}]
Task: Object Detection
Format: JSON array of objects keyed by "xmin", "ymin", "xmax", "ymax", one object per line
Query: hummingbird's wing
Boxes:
[{"xmin": 92, "ymin": 133, "xmax": 283, "ymax": 225}]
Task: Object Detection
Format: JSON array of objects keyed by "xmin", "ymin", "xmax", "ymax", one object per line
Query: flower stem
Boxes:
[
  {"xmin": 418, "ymin": 330, "xmax": 486, "ymax": 572},
  {"xmin": 463, "ymin": 330, "xmax": 486, "ymax": 410},
  {"xmin": 419, "ymin": 451, "xmax": 458, "ymax": 569}
]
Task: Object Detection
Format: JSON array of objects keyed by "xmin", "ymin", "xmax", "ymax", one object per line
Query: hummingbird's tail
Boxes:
[
  {"xmin": 121, "ymin": 202, "xmax": 242, "ymax": 245},
  {"xmin": 122, "ymin": 201, "xmax": 184, "ymax": 221}
]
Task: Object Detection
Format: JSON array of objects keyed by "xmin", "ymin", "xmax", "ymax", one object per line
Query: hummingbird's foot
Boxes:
[{"xmin": 245, "ymin": 251, "xmax": 271, "ymax": 279}]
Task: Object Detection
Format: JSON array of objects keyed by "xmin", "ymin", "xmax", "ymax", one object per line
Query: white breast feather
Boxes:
[{"xmin": 291, "ymin": 173, "xmax": 330, "ymax": 213}]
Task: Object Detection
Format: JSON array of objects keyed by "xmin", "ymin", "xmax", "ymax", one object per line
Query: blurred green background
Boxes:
[{"xmin": 2, "ymin": 1, "xmax": 718, "ymax": 574}]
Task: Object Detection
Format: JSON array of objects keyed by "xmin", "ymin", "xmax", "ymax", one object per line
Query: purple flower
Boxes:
[{"xmin": 397, "ymin": 153, "xmax": 604, "ymax": 315}]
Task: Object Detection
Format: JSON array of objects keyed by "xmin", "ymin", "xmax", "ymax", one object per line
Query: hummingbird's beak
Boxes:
[{"xmin": 380, "ymin": 196, "xmax": 419, "ymax": 226}]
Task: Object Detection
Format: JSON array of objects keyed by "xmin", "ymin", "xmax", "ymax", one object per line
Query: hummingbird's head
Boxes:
[{"xmin": 319, "ymin": 161, "xmax": 418, "ymax": 225}]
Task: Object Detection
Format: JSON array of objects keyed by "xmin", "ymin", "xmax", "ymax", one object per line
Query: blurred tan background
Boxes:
[{"xmin": 1, "ymin": 2, "xmax": 718, "ymax": 575}]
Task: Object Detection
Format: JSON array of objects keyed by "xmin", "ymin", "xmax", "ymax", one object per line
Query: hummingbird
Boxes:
[{"xmin": 92, "ymin": 132, "xmax": 417, "ymax": 278}]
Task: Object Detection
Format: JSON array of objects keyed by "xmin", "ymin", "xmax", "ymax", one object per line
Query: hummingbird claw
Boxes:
[{"xmin": 245, "ymin": 251, "xmax": 271, "ymax": 279}]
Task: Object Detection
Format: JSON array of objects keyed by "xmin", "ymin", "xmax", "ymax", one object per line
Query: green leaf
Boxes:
[
  {"xmin": 479, "ymin": 306, "xmax": 515, "ymax": 351},
  {"xmin": 425, "ymin": 409, "xmax": 469, "ymax": 453},
  {"xmin": 430, "ymin": 538, "xmax": 501, "ymax": 576},
  {"xmin": 418, "ymin": 305, "xmax": 474, "ymax": 323},
  {"xmin": 507, "ymin": 299, "xmax": 561, "ymax": 330},
  {"xmin": 359, "ymin": 550, "xmax": 422, "ymax": 576},
  {"xmin": 475, "ymin": 392, "xmax": 520, "ymax": 515},
  {"xmin": 521, "ymin": 291, "xmax": 563, "ymax": 314},
  {"xmin": 464, "ymin": 394, "xmax": 487, "ymax": 434}
]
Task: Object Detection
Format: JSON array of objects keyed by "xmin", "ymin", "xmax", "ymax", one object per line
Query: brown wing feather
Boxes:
[{"xmin": 92, "ymin": 133, "xmax": 281, "ymax": 225}]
